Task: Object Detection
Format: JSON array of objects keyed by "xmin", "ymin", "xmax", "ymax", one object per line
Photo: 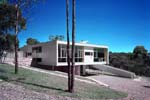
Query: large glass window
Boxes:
[
  {"xmin": 94, "ymin": 48, "xmax": 105, "ymax": 62},
  {"xmin": 58, "ymin": 44, "xmax": 84, "ymax": 62},
  {"xmin": 58, "ymin": 45, "xmax": 67, "ymax": 62},
  {"xmin": 75, "ymin": 46, "xmax": 84, "ymax": 62}
]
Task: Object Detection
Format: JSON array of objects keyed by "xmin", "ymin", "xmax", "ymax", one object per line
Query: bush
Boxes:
[{"xmin": 109, "ymin": 52, "xmax": 150, "ymax": 77}]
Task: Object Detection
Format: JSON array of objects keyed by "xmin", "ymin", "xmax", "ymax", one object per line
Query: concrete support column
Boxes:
[
  {"xmin": 104, "ymin": 48, "xmax": 109, "ymax": 65},
  {"xmin": 75, "ymin": 66, "xmax": 81, "ymax": 75},
  {"xmin": 80, "ymin": 65, "xmax": 86, "ymax": 76},
  {"xmin": 107, "ymin": 48, "xmax": 109, "ymax": 64},
  {"xmin": 104, "ymin": 50, "xmax": 107, "ymax": 62}
]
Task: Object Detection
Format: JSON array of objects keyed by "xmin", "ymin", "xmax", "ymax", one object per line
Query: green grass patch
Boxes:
[{"xmin": 0, "ymin": 64, "xmax": 127, "ymax": 99}]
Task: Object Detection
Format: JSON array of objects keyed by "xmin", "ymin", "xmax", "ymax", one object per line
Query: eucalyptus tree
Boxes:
[
  {"xmin": 71, "ymin": 0, "xmax": 76, "ymax": 92},
  {"xmin": 7, "ymin": 0, "xmax": 43, "ymax": 74},
  {"xmin": 66, "ymin": 0, "xmax": 71, "ymax": 92},
  {"xmin": 0, "ymin": 3, "xmax": 24, "ymax": 63}
]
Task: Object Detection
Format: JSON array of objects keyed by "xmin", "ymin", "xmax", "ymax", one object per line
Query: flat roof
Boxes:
[
  {"xmin": 57, "ymin": 40, "xmax": 108, "ymax": 48},
  {"xmin": 21, "ymin": 40, "xmax": 108, "ymax": 49}
]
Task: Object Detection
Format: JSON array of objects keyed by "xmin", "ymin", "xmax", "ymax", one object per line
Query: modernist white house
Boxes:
[
  {"xmin": 20, "ymin": 40, "xmax": 137, "ymax": 78},
  {"xmin": 21, "ymin": 40, "xmax": 109, "ymax": 67}
]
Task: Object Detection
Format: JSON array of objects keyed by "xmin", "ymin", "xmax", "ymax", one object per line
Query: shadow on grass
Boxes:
[
  {"xmin": 0, "ymin": 75, "xmax": 65, "ymax": 92},
  {"xmin": 143, "ymin": 85, "xmax": 150, "ymax": 88},
  {"xmin": 0, "ymin": 75, "xmax": 9, "ymax": 81},
  {"xmin": 16, "ymin": 80, "xmax": 65, "ymax": 92}
]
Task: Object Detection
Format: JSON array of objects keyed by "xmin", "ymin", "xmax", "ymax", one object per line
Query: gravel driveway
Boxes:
[{"xmin": 88, "ymin": 75, "xmax": 150, "ymax": 100}]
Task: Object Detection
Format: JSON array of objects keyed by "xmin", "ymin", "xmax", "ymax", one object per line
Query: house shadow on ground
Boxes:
[{"xmin": 0, "ymin": 75, "xmax": 66, "ymax": 92}]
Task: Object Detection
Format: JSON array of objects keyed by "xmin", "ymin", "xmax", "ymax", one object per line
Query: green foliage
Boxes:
[
  {"xmin": 0, "ymin": 34, "xmax": 16, "ymax": 51},
  {"xmin": 0, "ymin": 34, "xmax": 18, "ymax": 59},
  {"xmin": 26, "ymin": 38, "xmax": 40, "ymax": 45},
  {"xmin": 109, "ymin": 46, "xmax": 150, "ymax": 76},
  {"xmin": 0, "ymin": 0, "xmax": 7, "ymax": 4},
  {"xmin": 49, "ymin": 35, "xmax": 64, "ymax": 41},
  {"xmin": 0, "ymin": 3, "xmax": 26, "ymax": 34},
  {"xmin": 133, "ymin": 46, "xmax": 148, "ymax": 59}
]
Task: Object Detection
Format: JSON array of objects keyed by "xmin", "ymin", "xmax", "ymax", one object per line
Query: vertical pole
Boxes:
[
  {"xmin": 14, "ymin": 3, "xmax": 19, "ymax": 74},
  {"xmin": 71, "ymin": 0, "xmax": 76, "ymax": 93},
  {"xmin": 66, "ymin": 0, "xmax": 71, "ymax": 92}
]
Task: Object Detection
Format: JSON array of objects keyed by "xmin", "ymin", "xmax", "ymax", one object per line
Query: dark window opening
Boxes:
[
  {"xmin": 32, "ymin": 46, "xmax": 42, "ymax": 53},
  {"xmin": 33, "ymin": 58, "xmax": 42, "ymax": 62},
  {"xmin": 75, "ymin": 58, "xmax": 83, "ymax": 62},
  {"xmin": 58, "ymin": 58, "xmax": 67, "ymax": 62},
  {"xmin": 28, "ymin": 52, "xmax": 32, "ymax": 56},
  {"xmin": 85, "ymin": 52, "xmax": 93, "ymax": 56},
  {"xmin": 85, "ymin": 52, "xmax": 90, "ymax": 55},
  {"xmin": 94, "ymin": 48, "xmax": 105, "ymax": 62}
]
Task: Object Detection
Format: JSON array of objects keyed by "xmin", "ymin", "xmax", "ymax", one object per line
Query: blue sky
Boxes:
[{"xmin": 18, "ymin": 0, "xmax": 150, "ymax": 52}]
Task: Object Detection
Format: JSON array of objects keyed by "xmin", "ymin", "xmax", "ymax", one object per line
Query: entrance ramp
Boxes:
[{"xmin": 90, "ymin": 65, "xmax": 136, "ymax": 78}]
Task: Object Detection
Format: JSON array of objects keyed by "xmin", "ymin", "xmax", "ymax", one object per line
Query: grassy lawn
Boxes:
[{"xmin": 0, "ymin": 64, "xmax": 127, "ymax": 100}]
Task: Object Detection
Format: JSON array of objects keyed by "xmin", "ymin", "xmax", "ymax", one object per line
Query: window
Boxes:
[
  {"xmin": 37, "ymin": 58, "xmax": 42, "ymax": 62},
  {"xmin": 94, "ymin": 48, "xmax": 105, "ymax": 62},
  {"xmin": 34, "ymin": 58, "xmax": 42, "ymax": 62},
  {"xmin": 85, "ymin": 52, "xmax": 91, "ymax": 55},
  {"xmin": 25, "ymin": 52, "xmax": 32, "ymax": 57},
  {"xmin": 58, "ymin": 44, "xmax": 84, "ymax": 62},
  {"xmin": 28, "ymin": 52, "xmax": 32, "ymax": 56},
  {"xmin": 75, "ymin": 47, "xmax": 84, "ymax": 62},
  {"xmin": 32, "ymin": 46, "xmax": 42, "ymax": 53},
  {"xmin": 58, "ymin": 45, "xmax": 67, "ymax": 62},
  {"xmin": 85, "ymin": 52, "xmax": 93, "ymax": 56}
]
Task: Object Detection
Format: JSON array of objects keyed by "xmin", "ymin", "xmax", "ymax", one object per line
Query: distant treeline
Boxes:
[{"xmin": 109, "ymin": 46, "xmax": 150, "ymax": 76}]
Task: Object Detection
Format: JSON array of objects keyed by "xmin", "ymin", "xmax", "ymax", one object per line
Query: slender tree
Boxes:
[
  {"xmin": 70, "ymin": 0, "xmax": 76, "ymax": 92},
  {"xmin": 66, "ymin": 0, "xmax": 71, "ymax": 92},
  {"xmin": 8, "ymin": 0, "xmax": 43, "ymax": 74},
  {"xmin": 14, "ymin": 0, "xmax": 20, "ymax": 74},
  {"xmin": 0, "ymin": 3, "xmax": 25, "ymax": 72}
]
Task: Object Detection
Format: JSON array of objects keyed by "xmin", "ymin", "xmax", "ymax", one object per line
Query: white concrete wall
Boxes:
[
  {"xmin": 83, "ymin": 47, "xmax": 94, "ymax": 64},
  {"xmin": 32, "ymin": 41, "xmax": 57, "ymax": 66},
  {"xmin": 43, "ymin": 41, "xmax": 57, "ymax": 66},
  {"xmin": 20, "ymin": 45, "xmax": 32, "ymax": 57}
]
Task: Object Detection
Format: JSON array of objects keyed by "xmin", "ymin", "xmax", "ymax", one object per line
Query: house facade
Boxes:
[{"xmin": 21, "ymin": 40, "xmax": 109, "ymax": 67}]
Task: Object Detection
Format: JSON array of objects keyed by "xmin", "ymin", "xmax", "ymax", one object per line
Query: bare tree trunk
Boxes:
[
  {"xmin": 14, "ymin": 35, "xmax": 18, "ymax": 74},
  {"xmin": 66, "ymin": 0, "xmax": 71, "ymax": 92},
  {"xmin": 71, "ymin": 0, "xmax": 76, "ymax": 93},
  {"xmin": 14, "ymin": 2, "xmax": 19, "ymax": 74}
]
